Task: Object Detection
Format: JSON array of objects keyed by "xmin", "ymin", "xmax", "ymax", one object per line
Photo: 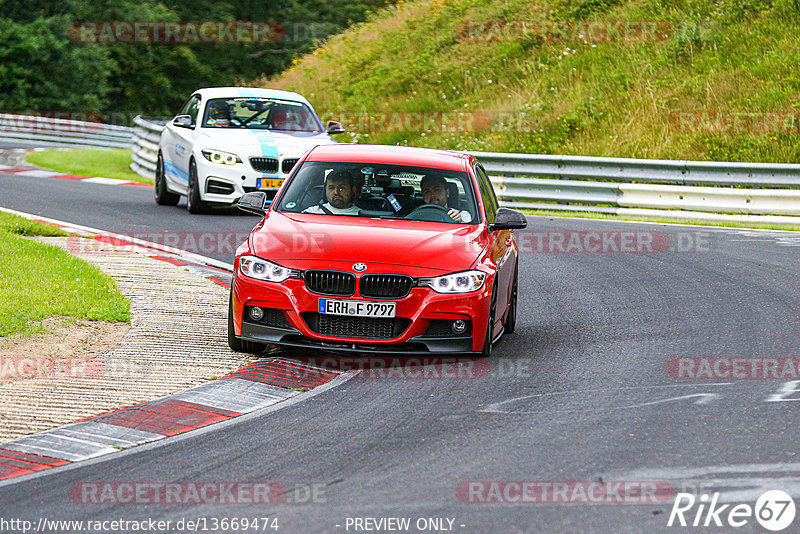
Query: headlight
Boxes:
[
  {"xmin": 239, "ymin": 255, "xmax": 298, "ymax": 283},
  {"xmin": 202, "ymin": 149, "xmax": 241, "ymax": 165},
  {"xmin": 420, "ymin": 270, "xmax": 486, "ymax": 293}
]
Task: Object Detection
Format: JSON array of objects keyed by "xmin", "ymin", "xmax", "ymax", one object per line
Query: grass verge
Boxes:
[
  {"xmin": 25, "ymin": 148, "xmax": 152, "ymax": 185},
  {"xmin": 0, "ymin": 212, "xmax": 130, "ymax": 337},
  {"xmin": 265, "ymin": 0, "xmax": 800, "ymax": 163},
  {"xmin": 522, "ymin": 208, "xmax": 800, "ymax": 231}
]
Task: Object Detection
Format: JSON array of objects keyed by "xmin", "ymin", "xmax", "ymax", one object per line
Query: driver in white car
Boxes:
[
  {"xmin": 420, "ymin": 175, "xmax": 472, "ymax": 222},
  {"xmin": 206, "ymin": 100, "xmax": 233, "ymax": 127}
]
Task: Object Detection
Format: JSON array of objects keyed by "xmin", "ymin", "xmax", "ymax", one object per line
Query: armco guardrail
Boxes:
[
  {"xmin": 130, "ymin": 116, "xmax": 165, "ymax": 180},
  {"xmin": 0, "ymin": 114, "xmax": 134, "ymax": 149},
  {"xmin": 470, "ymin": 152, "xmax": 800, "ymax": 187},
  {"xmin": 471, "ymin": 151, "xmax": 800, "ymax": 221},
  {"xmin": 128, "ymin": 119, "xmax": 800, "ymax": 221}
]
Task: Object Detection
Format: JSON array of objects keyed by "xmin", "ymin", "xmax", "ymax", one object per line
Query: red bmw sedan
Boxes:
[{"xmin": 228, "ymin": 144, "xmax": 526, "ymax": 356}]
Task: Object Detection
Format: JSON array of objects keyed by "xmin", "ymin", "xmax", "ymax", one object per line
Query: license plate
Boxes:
[
  {"xmin": 319, "ymin": 299, "xmax": 396, "ymax": 318},
  {"xmin": 261, "ymin": 178, "xmax": 284, "ymax": 189}
]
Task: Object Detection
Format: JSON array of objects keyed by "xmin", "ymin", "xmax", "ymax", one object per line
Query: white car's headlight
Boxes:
[
  {"xmin": 239, "ymin": 255, "xmax": 298, "ymax": 283},
  {"xmin": 420, "ymin": 270, "xmax": 486, "ymax": 293},
  {"xmin": 202, "ymin": 149, "xmax": 242, "ymax": 165}
]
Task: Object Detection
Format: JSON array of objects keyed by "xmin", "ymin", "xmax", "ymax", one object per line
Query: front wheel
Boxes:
[
  {"xmin": 186, "ymin": 159, "xmax": 207, "ymax": 214},
  {"xmin": 481, "ymin": 285, "xmax": 497, "ymax": 357},
  {"xmin": 504, "ymin": 263, "xmax": 518, "ymax": 334},
  {"xmin": 154, "ymin": 152, "xmax": 180, "ymax": 206},
  {"xmin": 227, "ymin": 293, "xmax": 267, "ymax": 354}
]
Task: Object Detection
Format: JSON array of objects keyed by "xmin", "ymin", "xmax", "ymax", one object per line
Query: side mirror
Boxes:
[
  {"xmin": 238, "ymin": 192, "xmax": 268, "ymax": 216},
  {"xmin": 326, "ymin": 120, "xmax": 345, "ymax": 135},
  {"xmin": 489, "ymin": 207, "xmax": 527, "ymax": 232},
  {"xmin": 174, "ymin": 114, "xmax": 194, "ymax": 128}
]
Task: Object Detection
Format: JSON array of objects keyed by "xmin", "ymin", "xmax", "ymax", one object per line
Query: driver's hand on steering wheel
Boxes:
[{"xmin": 447, "ymin": 208, "xmax": 462, "ymax": 222}]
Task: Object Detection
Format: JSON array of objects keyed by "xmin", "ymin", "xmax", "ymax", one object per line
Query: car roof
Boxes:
[
  {"xmin": 305, "ymin": 144, "xmax": 471, "ymax": 172},
  {"xmin": 193, "ymin": 87, "xmax": 313, "ymax": 107}
]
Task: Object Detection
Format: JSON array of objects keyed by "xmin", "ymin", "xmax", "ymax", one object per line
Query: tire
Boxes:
[
  {"xmin": 481, "ymin": 285, "xmax": 497, "ymax": 357},
  {"xmin": 186, "ymin": 158, "xmax": 207, "ymax": 214},
  {"xmin": 505, "ymin": 263, "xmax": 518, "ymax": 334},
  {"xmin": 227, "ymin": 293, "xmax": 267, "ymax": 354},
  {"xmin": 154, "ymin": 152, "xmax": 180, "ymax": 206}
]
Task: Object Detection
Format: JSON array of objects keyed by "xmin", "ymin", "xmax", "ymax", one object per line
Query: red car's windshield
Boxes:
[{"xmin": 275, "ymin": 162, "xmax": 479, "ymax": 224}]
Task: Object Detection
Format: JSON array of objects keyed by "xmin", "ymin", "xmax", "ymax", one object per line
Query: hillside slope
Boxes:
[{"xmin": 259, "ymin": 0, "xmax": 800, "ymax": 162}]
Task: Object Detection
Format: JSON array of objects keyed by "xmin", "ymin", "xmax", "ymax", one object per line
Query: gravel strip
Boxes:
[{"xmin": 0, "ymin": 236, "xmax": 252, "ymax": 442}]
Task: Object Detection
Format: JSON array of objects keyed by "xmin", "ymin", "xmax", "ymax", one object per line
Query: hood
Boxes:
[
  {"xmin": 197, "ymin": 129, "xmax": 335, "ymax": 157},
  {"xmin": 249, "ymin": 212, "xmax": 486, "ymax": 275}
]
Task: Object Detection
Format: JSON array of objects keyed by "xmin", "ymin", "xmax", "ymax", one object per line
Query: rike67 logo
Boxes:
[{"xmin": 668, "ymin": 490, "xmax": 796, "ymax": 531}]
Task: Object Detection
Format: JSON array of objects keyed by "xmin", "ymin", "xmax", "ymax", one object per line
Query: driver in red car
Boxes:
[{"xmin": 420, "ymin": 175, "xmax": 472, "ymax": 222}]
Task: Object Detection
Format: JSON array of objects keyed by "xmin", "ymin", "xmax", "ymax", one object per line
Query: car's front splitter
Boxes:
[{"xmin": 240, "ymin": 321, "xmax": 477, "ymax": 355}]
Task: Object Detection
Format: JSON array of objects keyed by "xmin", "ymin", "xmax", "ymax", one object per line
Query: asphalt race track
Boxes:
[
  {"xmin": 0, "ymin": 172, "xmax": 259, "ymax": 264},
  {"xmin": 2, "ymin": 172, "xmax": 800, "ymax": 533},
  {"xmin": 0, "ymin": 141, "xmax": 51, "ymax": 150}
]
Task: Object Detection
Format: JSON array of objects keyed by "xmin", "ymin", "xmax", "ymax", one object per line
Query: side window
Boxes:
[
  {"xmin": 185, "ymin": 96, "xmax": 201, "ymax": 125},
  {"xmin": 177, "ymin": 96, "xmax": 194, "ymax": 116},
  {"xmin": 475, "ymin": 164, "xmax": 497, "ymax": 224}
]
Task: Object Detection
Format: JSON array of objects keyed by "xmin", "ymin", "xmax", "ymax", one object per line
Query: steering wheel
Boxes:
[{"xmin": 405, "ymin": 204, "xmax": 452, "ymax": 222}]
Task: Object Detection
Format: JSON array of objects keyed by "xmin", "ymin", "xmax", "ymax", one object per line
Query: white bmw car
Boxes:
[{"xmin": 155, "ymin": 87, "xmax": 343, "ymax": 213}]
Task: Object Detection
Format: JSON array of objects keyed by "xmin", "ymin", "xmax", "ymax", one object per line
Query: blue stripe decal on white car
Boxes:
[
  {"xmin": 234, "ymin": 90, "xmax": 286, "ymax": 188},
  {"xmin": 164, "ymin": 160, "xmax": 189, "ymax": 182},
  {"xmin": 236, "ymin": 88, "xmax": 258, "ymax": 98},
  {"xmin": 252, "ymin": 131, "xmax": 280, "ymax": 189}
]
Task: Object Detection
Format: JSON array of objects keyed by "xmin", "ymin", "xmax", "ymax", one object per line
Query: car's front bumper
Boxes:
[
  {"xmin": 231, "ymin": 274, "xmax": 492, "ymax": 355},
  {"xmin": 195, "ymin": 155, "xmax": 298, "ymax": 204}
]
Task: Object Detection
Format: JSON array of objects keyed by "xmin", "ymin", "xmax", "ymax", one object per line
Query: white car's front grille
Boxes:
[
  {"xmin": 281, "ymin": 158, "xmax": 299, "ymax": 174},
  {"xmin": 250, "ymin": 157, "xmax": 279, "ymax": 173}
]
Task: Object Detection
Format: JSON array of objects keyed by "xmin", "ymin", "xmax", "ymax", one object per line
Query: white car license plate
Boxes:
[
  {"xmin": 261, "ymin": 178, "xmax": 284, "ymax": 189},
  {"xmin": 318, "ymin": 299, "xmax": 396, "ymax": 318}
]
